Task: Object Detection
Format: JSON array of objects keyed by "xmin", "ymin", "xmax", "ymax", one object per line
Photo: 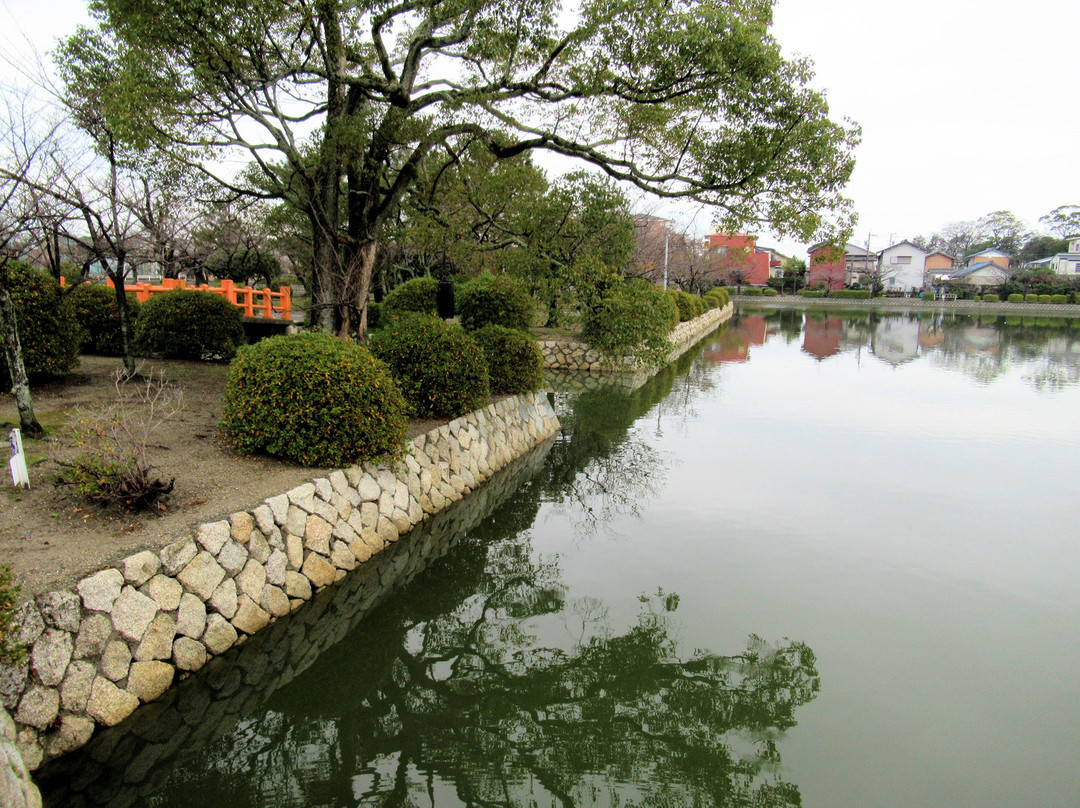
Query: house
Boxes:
[
  {"xmin": 806, "ymin": 243, "xmax": 875, "ymax": 289},
  {"xmin": 705, "ymin": 231, "xmax": 770, "ymax": 286},
  {"xmin": 964, "ymin": 248, "xmax": 1010, "ymax": 269},
  {"xmin": 924, "ymin": 251, "xmax": 955, "ymax": 281},
  {"xmin": 878, "ymin": 240, "xmax": 929, "ymax": 292},
  {"xmin": 937, "ymin": 261, "xmax": 1011, "ymax": 289},
  {"xmin": 842, "ymin": 244, "xmax": 877, "ymax": 285},
  {"xmin": 1024, "ymin": 235, "xmax": 1080, "ymax": 276},
  {"xmin": 755, "ymin": 246, "xmax": 789, "ymax": 279}
]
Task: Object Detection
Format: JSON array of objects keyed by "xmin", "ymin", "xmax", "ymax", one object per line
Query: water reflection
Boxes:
[
  {"xmin": 38, "ymin": 373, "xmax": 820, "ymax": 808},
  {"xmin": 721, "ymin": 307, "xmax": 1080, "ymax": 388}
]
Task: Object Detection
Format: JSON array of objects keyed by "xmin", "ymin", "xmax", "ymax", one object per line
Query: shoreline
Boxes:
[{"xmin": 730, "ymin": 294, "xmax": 1080, "ymax": 317}]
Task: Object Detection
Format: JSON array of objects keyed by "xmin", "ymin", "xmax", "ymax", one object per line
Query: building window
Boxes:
[{"xmin": 891, "ymin": 255, "xmax": 912, "ymax": 265}]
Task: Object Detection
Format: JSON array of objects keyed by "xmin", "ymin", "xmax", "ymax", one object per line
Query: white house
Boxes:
[
  {"xmin": 938, "ymin": 261, "xmax": 1011, "ymax": 288},
  {"xmin": 878, "ymin": 241, "xmax": 928, "ymax": 292},
  {"xmin": 1026, "ymin": 236, "xmax": 1080, "ymax": 276}
]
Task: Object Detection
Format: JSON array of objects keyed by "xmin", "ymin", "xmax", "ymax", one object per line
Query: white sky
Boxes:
[{"xmin": 3, "ymin": 0, "xmax": 1077, "ymax": 257}]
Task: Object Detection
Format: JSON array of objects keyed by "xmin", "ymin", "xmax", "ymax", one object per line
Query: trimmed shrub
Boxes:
[
  {"xmin": 1025, "ymin": 294, "xmax": 1039, "ymax": 303},
  {"xmin": 221, "ymin": 332, "xmax": 407, "ymax": 466},
  {"xmin": 742, "ymin": 287, "xmax": 763, "ymax": 296},
  {"xmin": 762, "ymin": 287, "xmax": 779, "ymax": 296},
  {"xmin": 921, "ymin": 291, "xmax": 935, "ymax": 301},
  {"xmin": 135, "ymin": 289, "xmax": 245, "ymax": 360},
  {"xmin": 457, "ymin": 273, "xmax": 534, "ymax": 331},
  {"xmin": 369, "ymin": 314, "xmax": 490, "ymax": 418},
  {"xmin": 669, "ymin": 290, "xmax": 703, "ymax": 322},
  {"xmin": 0, "ymin": 263, "xmax": 81, "ymax": 390},
  {"xmin": 973, "ymin": 295, "xmax": 982, "ymax": 302},
  {"xmin": 1007, "ymin": 293, "xmax": 1024, "ymax": 303},
  {"xmin": 382, "ymin": 276, "xmax": 438, "ymax": 317},
  {"xmin": 982, "ymin": 293, "xmax": 999, "ymax": 303},
  {"xmin": 472, "ymin": 325, "xmax": 544, "ymax": 395},
  {"xmin": 66, "ymin": 282, "xmax": 141, "ymax": 355},
  {"xmin": 1051, "ymin": 294, "xmax": 1068, "ymax": 304},
  {"xmin": 705, "ymin": 288, "xmax": 730, "ymax": 308},
  {"xmin": 1038, "ymin": 294, "xmax": 1053, "ymax": 304},
  {"xmin": 831, "ymin": 289, "xmax": 872, "ymax": 300},
  {"xmin": 703, "ymin": 294, "xmax": 720, "ymax": 309},
  {"xmin": 366, "ymin": 300, "xmax": 382, "ymax": 330},
  {"xmin": 582, "ymin": 279, "xmax": 679, "ymax": 367}
]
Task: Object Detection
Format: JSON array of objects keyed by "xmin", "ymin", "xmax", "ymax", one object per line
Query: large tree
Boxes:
[{"xmin": 60, "ymin": 0, "xmax": 858, "ymax": 337}]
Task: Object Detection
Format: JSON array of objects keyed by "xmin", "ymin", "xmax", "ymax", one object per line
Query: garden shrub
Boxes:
[
  {"xmin": 457, "ymin": 273, "xmax": 534, "ymax": 331},
  {"xmin": 831, "ymin": 289, "xmax": 872, "ymax": 299},
  {"xmin": 381, "ymin": 276, "xmax": 438, "ymax": 317},
  {"xmin": 366, "ymin": 300, "xmax": 382, "ymax": 330},
  {"xmin": 135, "ymin": 289, "xmax": 245, "ymax": 360},
  {"xmin": 1051, "ymin": 294, "xmax": 1067, "ymax": 304},
  {"xmin": 221, "ymin": 332, "xmax": 407, "ymax": 466},
  {"xmin": 66, "ymin": 282, "xmax": 141, "ymax": 355},
  {"xmin": 762, "ymin": 287, "xmax": 779, "ymax": 296},
  {"xmin": 742, "ymin": 287, "xmax": 763, "ymax": 296},
  {"xmin": 982, "ymin": 293, "xmax": 999, "ymax": 303},
  {"xmin": 669, "ymin": 290, "xmax": 703, "ymax": 322},
  {"xmin": 973, "ymin": 295, "xmax": 982, "ymax": 302},
  {"xmin": 799, "ymin": 290, "xmax": 826, "ymax": 298},
  {"xmin": 1038, "ymin": 294, "xmax": 1053, "ymax": 304},
  {"xmin": 703, "ymin": 294, "xmax": 720, "ymax": 309},
  {"xmin": 0, "ymin": 262, "xmax": 81, "ymax": 391},
  {"xmin": 582, "ymin": 279, "xmax": 679, "ymax": 367},
  {"xmin": 1007, "ymin": 293, "xmax": 1024, "ymax": 303},
  {"xmin": 369, "ymin": 314, "xmax": 490, "ymax": 418},
  {"xmin": 705, "ymin": 288, "xmax": 730, "ymax": 308},
  {"xmin": 471, "ymin": 325, "xmax": 545, "ymax": 395},
  {"xmin": 1025, "ymin": 294, "xmax": 1039, "ymax": 303}
]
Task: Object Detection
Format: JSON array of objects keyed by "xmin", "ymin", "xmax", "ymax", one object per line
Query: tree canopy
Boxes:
[{"xmin": 60, "ymin": 0, "xmax": 859, "ymax": 336}]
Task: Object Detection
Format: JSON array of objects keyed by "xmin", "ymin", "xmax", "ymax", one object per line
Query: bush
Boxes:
[
  {"xmin": 366, "ymin": 300, "xmax": 382, "ymax": 330},
  {"xmin": 382, "ymin": 276, "xmax": 438, "ymax": 317},
  {"xmin": 799, "ymin": 290, "xmax": 826, "ymax": 298},
  {"xmin": 705, "ymin": 288, "xmax": 730, "ymax": 308},
  {"xmin": 742, "ymin": 287, "xmax": 763, "ymax": 296},
  {"xmin": 66, "ymin": 282, "xmax": 141, "ymax": 355},
  {"xmin": 1025, "ymin": 294, "xmax": 1039, "ymax": 303},
  {"xmin": 471, "ymin": 325, "xmax": 545, "ymax": 395},
  {"xmin": 703, "ymin": 294, "xmax": 720, "ymax": 309},
  {"xmin": 973, "ymin": 295, "xmax": 982, "ymax": 301},
  {"xmin": 221, "ymin": 332, "xmax": 407, "ymax": 466},
  {"xmin": 0, "ymin": 262, "xmax": 81, "ymax": 391},
  {"xmin": 135, "ymin": 290, "xmax": 245, "ymax": 360},
  {"xmin": 831, "ymin": 289, "xmax": 872, "ymax": 299},
  {"xmin": 982, "ymin": 293, "xmax": 999, "ymax": 303},
  {"xmin": 1038, "ymin": 294, "xmax": 1053, "ymax": 304},
  {"xmin": 457, "ymin": 273, "xmax": 534, "ymax": 331},
  {"xmin": 919, "ymin": 291, "xmax": 935, "ymax": 301},
  {"xmin": 582, "ymin": 280, "xmax": 679, "ymax": 367},
  {"xmin": 762, "ymin": 287, "xmax": 779, "ymax": 296},
  {"xmin": 669, "ymin": 290, "xmax": 703, "ymax": 322},
  {"xmin": 1008, "ymin": 293, "xmax": 1024, "ymax": 303},
  {"xmin": 1051, "ymin": 294, "xmax": 1067, "ymax": 304},
  {"xmin": 369, "ymin": 314, "xmax": 490, "ymax": 418}
]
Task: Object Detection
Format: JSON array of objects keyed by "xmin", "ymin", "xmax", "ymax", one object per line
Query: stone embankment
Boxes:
[
  {"xmin": 537, "ymin": 303, "xmax": 733, "ymax": 373},
  {"xmin": 732, "ymin": 294, "xmax": 1080, "ymax": 317},
  {"xmin": 0, "ymin": 393, "xmax": 560, "ymax": 776}
]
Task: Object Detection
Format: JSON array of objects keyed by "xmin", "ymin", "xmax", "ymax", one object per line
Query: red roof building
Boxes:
[{"xmin": 705, "ymin": 232, "xmax": 770, "ymax": 286}]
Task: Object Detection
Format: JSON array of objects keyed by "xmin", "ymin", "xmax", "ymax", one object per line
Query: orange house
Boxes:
[
  {"xmin": 705, "ymin": 232, "xmax": 770, "ymax": 286},
  {"xmin": 807, "ymin": 244, "xmax": 847, "ymax": 290}
]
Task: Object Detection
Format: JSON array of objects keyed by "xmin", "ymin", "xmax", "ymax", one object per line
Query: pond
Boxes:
[{"xmin": 37, "ymin": 308, "xmax": 1080, "ymax": 807}]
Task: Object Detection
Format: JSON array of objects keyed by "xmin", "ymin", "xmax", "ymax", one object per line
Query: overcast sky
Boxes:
[{"xmin": 3, "ymin": 0, "xmax": 1077, "ymax": 257}]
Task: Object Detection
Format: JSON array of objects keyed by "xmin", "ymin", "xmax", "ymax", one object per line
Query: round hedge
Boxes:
[
  {"xmin": 66, "ymin": 282, "xmax": 141, "ymax": 355},
  {"xmin": 704, "ymin": 287, "xmax": 730, "ymax": 308},
  {"xmin": 668, "ymin": 289, "xmax": 703, "ymax": 322},
  {"xmin": 369, "ymin": 314, "xmax": 490, "ymax": 418},
  {"xmin": 456, "ymin": 273, "xmax": 534, "ymax": 331},
  {"xmin": 382, "ymin": 277, "xmax": 438, "ymax": 317},
  {"xmin": 0, "ymin": 263, "xmax": 81, "ymax": 390},
  {"xmin": 220, "ymin": 332, "xmax": 407, "ymax": 466},
  {"xmin": 582, "ymin": 279, "xmax": 679, "ymax": 366},
  {"xmin": 135, "ymin": 289, "xmax": 245, "ymax": 360},
  {"xmin": 471, "ymin": 325, "xmax": 545, "ymax": 395}
]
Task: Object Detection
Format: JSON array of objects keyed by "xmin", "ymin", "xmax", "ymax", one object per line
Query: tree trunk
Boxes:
[
  {"xmin": 0, "ymin": 276, "xmax": 43, "ymax": 438},
  {"xmin": 109, "ymin": 262, "xmax": 137, "ymax": 377}
]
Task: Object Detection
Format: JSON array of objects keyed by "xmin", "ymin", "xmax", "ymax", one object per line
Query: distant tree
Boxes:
[
  {"xmin": 1018, "ymin": 235, "xmax": 1069, "ymax": 265},
  {"xmin": 1039, "ymin": 205, "xmax": 1080, "ymax": 238},
  {"xmin": 977, "ymin": 210, "xmax": 1028, "ymax": 256}
]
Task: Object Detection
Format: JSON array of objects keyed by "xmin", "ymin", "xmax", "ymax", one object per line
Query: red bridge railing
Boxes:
[{"xmin": 101, "ymin": 278, "xmax": 292, "ymax": 320}]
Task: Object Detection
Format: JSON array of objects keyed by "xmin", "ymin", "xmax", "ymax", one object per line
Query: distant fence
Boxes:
[{"xmin": 63, "ymin": 277, "xmax": 292, "ymax": 320}]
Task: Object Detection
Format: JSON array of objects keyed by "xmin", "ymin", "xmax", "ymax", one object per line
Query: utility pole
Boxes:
[{"xmin": 663, "ymin": 226, "xmax": 669, "ymax": 290}]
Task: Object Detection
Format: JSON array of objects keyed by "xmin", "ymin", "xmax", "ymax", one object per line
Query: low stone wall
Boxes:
[
  {"xmin": 0, "ymin": 393, "xmax": 560, "ymax": 773},
  {"xmin": 1, "ymin": 707, "xmax": 39, "ymax": 808},
  {"xmin": 538, "ymin": 303, "xmax": 733, "ymax": 372},
  {"xmin": 732, "ymin": 294, "xmax": 1080, "ymax": 317}
]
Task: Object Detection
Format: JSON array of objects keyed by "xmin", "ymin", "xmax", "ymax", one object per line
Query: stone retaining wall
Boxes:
[
  {"xmin": 537, "ymin": 303, "xmax": 733, "ymax": 372},
  {"xmin": 0, "ymin": 393, "xmax": 560, "ymax": 773},
  {"xmin": 732, "ymin": 295, "xmax": 1080, "ymax": 317}
]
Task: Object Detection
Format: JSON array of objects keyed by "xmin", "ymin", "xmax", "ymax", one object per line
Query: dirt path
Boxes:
[{"xmin": 1, "ymin": 355, "xmax": 440, "ymax": 598}]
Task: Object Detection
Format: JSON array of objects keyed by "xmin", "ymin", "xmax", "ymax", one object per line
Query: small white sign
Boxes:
[{"xmin": 8, "ymin": 428, "xmax": 29, "ymax": 488}]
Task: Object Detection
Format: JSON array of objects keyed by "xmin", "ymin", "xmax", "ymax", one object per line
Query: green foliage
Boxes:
[
  {"xmin": 471, "ymin": 325, "xmax": 545, "ymax": 395},
  {"xmin": 669, "ymin": 290, "xmax": 704, "ymax": 321},
  {"xmin": 702, "ymin": 294, "xmax": 720, "ymax": 309},
  {"xmin": 457, "ymin": 273, "xmax": 535, "ymax": 331},
  {"xmin": 799, "ymin": 290, "xmax": 826, "ymax": 298},
  {"xmin": 1008, "ymin": 293, "xmax": 1024, "ymax": 303},
  {"xmin": 1025, "ymin": 294, "xmax": 1040, "ymax": 303},
  {"xmin": 1038, "ymin": 294, "xmax": 1053, "ymax": 304},
  {"xmin": 982, "ymin": 293, "xmax": 1000, "ymax": 302},
  {"xmin": 0, "ymin": 262, "xmax": 82, "ymax": 390},
  {"xmin": 205, "ymin": 248, "xmax": 280, "ymax": 287},
  {"xmin": 0, "ymin": 565, "xmax": 24, "ymax": 666},
  {"xmin": 369, "ymin": 314, "xmax": 490, "ymax": 418},
  {"xmin": 66, "ymin": 282, "xmax": 141, "ymax": 355},
  {"xmin": 742, "ymin": 287, "xmax": 763, "ymax": 297},
  {"xmin": 704, "ymin": 288, "xmax": 730, "ymax": 308},
  {"xmin": 582, "ymin": 280, "xmax": 679, "ymax": 367},
  {"xmin": 830, "ymin": 289, "xmax": 871, "ymax": 299},
  {"xmin": 1051, "ymin": 294, "xmax": 1067, "ymax": 304},
  {"xmin": 367, "ymin": 300, "xmax": 382, "ymax": 330},
  {"xmin": 762, "ymin": 287, "xmax": 779, "ymax": 296},
  {"xmin": 221, "ymin": 332, "xmax": 408, "ymax": 466},
  {"xmin": 382, "ymin": 276, "xmax": 439, "ymax": 317},
  {"xmin": 135, "ymin": 289, "xmax": 245, "ymax": 360}
]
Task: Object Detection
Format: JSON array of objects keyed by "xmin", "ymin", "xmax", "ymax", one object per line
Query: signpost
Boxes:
[{"xmin": 8, "ymin": 428, "xmax": 29, "ymax": 488}]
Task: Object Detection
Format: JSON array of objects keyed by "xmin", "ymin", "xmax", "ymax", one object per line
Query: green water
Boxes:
[{"xmin": 38, "ymin": 310, "xmax": 1080, "ymax": 807}]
